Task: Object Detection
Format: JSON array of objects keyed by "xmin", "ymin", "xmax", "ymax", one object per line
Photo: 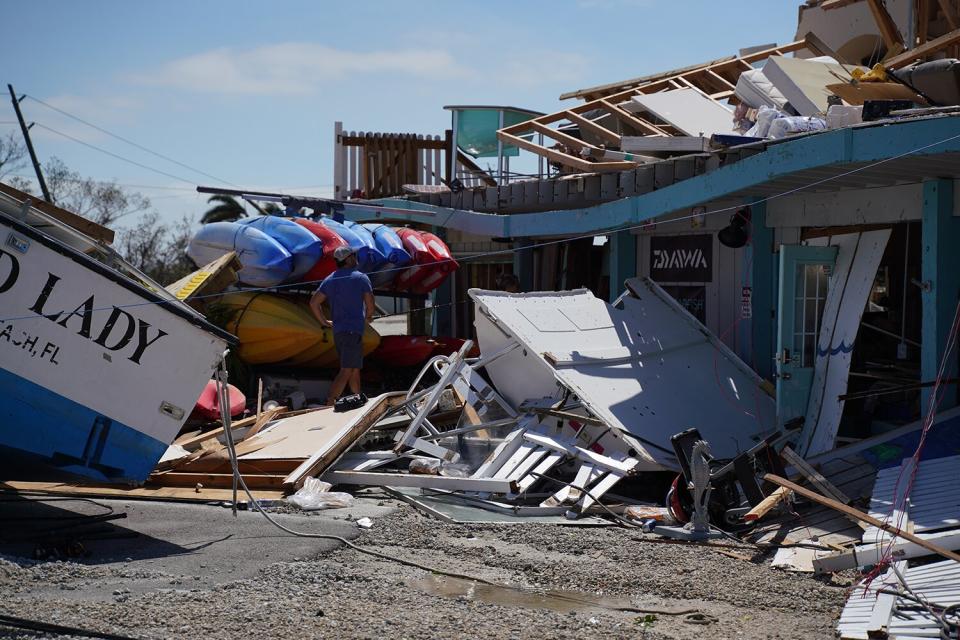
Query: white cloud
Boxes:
[{"xmin": 131, "ymin": 43, "xmax": 468, "ymax": 95}]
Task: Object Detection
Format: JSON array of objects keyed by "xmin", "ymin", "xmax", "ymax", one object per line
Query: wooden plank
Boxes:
[
  {"xmin": 866, "ymin": 0, "xmax": 906, "ymax": 52},
  {"xmin": 939, "ymin": 0, "xmax": 959, "ymax": 30},
  {"xmin": 763, "ymin": 474, "xmax": 960, "ymax": 564},
  {"xmin": 0, "ymin": 480, "xmax": 284, "ymax": 502},
  {"xmin": 148, "ymin": 472, "xmax": 287, "ymax": 489},
  {"xmin": 825, "ymin": 81, "xmax": 925, "ymax": 105},
  {"xmin": 598, "ymin": 99, "xmax": 669, "ymax": 137},
  {"xmin": 242, "ymin": 406, "xmax": 284, "ymax": 440},
  {"xmin": 283, "ymin": 393, "xmax": 404, "ymax": 489},
  {"xmin": 564, "ymin": 111, "xmax": 621, "ymax": 146},
  {"xmin": 164, "ymin": 251, "xmax": 240, "ymax": 306},
  {"xmin": 174, "ymin": 412, "xmax": 263, "ymax": 449},
  {"xmin": 743, "ymin": 486, "xmax": 793, "ymax": 522},
  {"xmin": 529, "ymin": 120, "xmax": 598, "ymax": 152},
  {"xmin": 781, "ymin": 445, "xmax": 852, "ymax": 504},
  {"xmin": 497, "ymin": 131, "xmax": 632, "ymax": 172},
  {"xmin": 324, "ymin": 470, "xmax": 517, "ymax": 493},
  {"xmin": 812, "ymin": 528, "xmax": 960, "ymax": 573},
  {"xmin": 885, "ymin": 26, "xmax": 960, "ymax": 68},
  {"xmin": 0, "ymin": 181, "xmax": 115, "ymax": 243}
]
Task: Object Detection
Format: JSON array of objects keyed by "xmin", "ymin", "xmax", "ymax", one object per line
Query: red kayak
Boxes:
[
  {"xmin": 393, "ymin": 229, "xmax": 436, "ymax": 292},
  {"xmin": 412, "ymin": 232, "xmax": 459, "ymax": 294},
  {"xmin": 293, "ymin": 218, "xmax": 348, "ymax": 285},
  {"xmin": 431, "ymin": 336, "xmax": 480, "ymax": 358},
  {"xmin": 370, "ymin": 335, "xmax": 437, "ymax": 367},
  {"xmin": 193, "ymin": 380, "xmax": 246, "ymax": 421}
]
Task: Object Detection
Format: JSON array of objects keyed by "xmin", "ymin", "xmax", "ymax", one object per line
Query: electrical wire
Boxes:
[
  {"xmin": 24, "ymin": 95, "xmax": 239, "ymax": 187},
  {"xmin": 5, "ymin": 126, "xmax": 960, "ymax": 327},
  {"xmin": 31, "ymin": 123, "xmax": 197, "ymax": 185}
]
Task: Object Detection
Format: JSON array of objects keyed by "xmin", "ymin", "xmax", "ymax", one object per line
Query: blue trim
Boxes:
[
  {"xmin": 816, "ymin": 341, "xmax": 855, "ymax": 357},
  {"xmin": 341, "ymin": 117, "xmax": 960, "ymax": 238},
  {"xmin": 750, "ymin": 200, "xmax": 774, "ymax": 380},
  {"xmin": 921, "ymin": 178, "xmax": 960, "ymax": 411},
  {"xmin": 0, "ymin": 367, "xmax": 167, "ymax": 483}
]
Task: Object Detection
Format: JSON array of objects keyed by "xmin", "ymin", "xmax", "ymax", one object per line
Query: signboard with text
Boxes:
[{"xmin": 650, "ymin": 234, "xmax": 712, "ymax": 283}]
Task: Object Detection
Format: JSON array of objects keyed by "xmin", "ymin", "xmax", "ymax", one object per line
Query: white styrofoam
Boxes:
[{"xmin": 469, "ymin": 277, "xmax": 776, "ymax": 471}]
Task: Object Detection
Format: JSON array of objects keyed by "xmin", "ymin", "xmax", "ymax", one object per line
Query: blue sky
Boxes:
[{"xmin": 1, "ymin": 0, "xmax": 800, "ymax": 225}]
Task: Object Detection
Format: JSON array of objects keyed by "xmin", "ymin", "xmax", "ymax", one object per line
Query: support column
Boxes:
[
  {"xmin": 921, "ymin": 179, "xmax": 959, "ymax": 410},
  {"xmin": 514, "ymin": 238, "xmax": 534, "ymax": 292},
  {"xmin": 751, "ymin": 201, "xmax": 775, "ymax": 380},
  {"xmin": 608, "ymin": 230, "xmax": 637, "ymax": 302},
  {"xmin": 432, "ymin": 226, "xmax": 453, "ymax": 336}
]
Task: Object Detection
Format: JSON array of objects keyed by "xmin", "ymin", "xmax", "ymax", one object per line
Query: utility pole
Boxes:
[{"xmin": 7, "ymin": 83, "xmax": 52, "ymax": 203}]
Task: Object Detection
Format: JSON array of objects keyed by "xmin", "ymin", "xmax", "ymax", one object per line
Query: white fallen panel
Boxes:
[
  {"xmin": 800, "ymin": 230, "xmax": 891, "ymax": 456},
  {"xmin": 469, "ymin": 277, "xmax": 776, "ymax": 471},
  {"xmin": 864, "ymin": 454, "xmax": 960, "ymax": 543},
  {"xmin": 761, "ymin": 56, "xmax": 865, "ymax": 117},
  {"xmin": 627, "ymin": 88, "xmax": 737, "ymax": 137}
]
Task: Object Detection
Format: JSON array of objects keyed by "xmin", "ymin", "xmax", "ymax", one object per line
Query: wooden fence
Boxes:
[{"xmin": 333, "ymin": 122, "xmax": 494, "ymax": 200}]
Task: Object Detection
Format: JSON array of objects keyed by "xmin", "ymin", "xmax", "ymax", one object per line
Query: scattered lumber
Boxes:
[
  {"xmin": 0, "ymin": 480, "xmax": 284, "ymax": 503},
  {"xmin": 763, "ymin": 474, "xmax": 960, "ymax": 565}
]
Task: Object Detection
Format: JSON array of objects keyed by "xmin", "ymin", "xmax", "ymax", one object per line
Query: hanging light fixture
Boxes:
[{"xmin": 718, "ymin": 206, "xmax": 752, "ymax": 249}]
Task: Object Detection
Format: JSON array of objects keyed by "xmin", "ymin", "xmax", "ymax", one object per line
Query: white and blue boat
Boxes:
[{"xmin": 0, "ymin": 186, "xmax": 235, "ymax": 484}]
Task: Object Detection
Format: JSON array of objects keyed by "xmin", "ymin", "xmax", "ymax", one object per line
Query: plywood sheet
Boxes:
[{"xmin": 627, "ymin": 88, "xmax": 737, "ymax": 137}]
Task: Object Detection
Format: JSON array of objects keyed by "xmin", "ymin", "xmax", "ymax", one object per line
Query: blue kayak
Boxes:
[
  {"xmin": 238, "ymin": 216, "xmax": 322, "ymax": 279},
  {"xmin": 363, "ymin": 223, "xmax": 411, "ymax": 288},
  {"xmin": 344, "ymin": 220, "xmax": 386, "ymax": 267},
  {"xmin": 187, "ymin": 221, "xmax": 293, "ymax": 287},
  {"xmin": 363, "ymin": 223, "xmax": 411, "ymax": 265},
  {"xmin": 318, "ymin": 217, "xmax": 379, "ymax": 272}
]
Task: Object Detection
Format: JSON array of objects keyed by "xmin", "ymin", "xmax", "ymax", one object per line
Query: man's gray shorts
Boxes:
[{"xmin": 334, "ymin": 332, "xmax": 363, "ymax": 369}]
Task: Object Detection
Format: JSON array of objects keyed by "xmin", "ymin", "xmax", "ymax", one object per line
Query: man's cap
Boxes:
[{"xmin": 333, "ymin": 245, "xmax": 357, "ymax": 261}]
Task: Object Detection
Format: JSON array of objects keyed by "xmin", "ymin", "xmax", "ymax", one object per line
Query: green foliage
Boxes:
[{"xmin": 201, "ymin": 194, "xmax": 247, "ymax": 224}]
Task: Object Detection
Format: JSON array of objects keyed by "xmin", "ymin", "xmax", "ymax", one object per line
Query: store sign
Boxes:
[{"xmin": 650, "ymin": 235, "xmax": 712, "ymax": 282}]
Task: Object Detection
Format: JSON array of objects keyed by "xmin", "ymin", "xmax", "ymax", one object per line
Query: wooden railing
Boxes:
[{"xmin": 333, "ymin": 122, "xmax": 495, "ymax": 200}]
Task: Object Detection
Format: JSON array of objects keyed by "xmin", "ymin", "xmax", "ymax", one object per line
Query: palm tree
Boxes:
[{"xmin": 201, "ymin": 195, "xmax": 247, "ymax": 224}]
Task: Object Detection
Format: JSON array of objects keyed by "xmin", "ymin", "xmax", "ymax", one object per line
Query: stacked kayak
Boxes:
[
  {"xmin": 188, "ymin": 215, "xmax": 456, "ymax": 293},
  {"xmin": 216, "ymin": 291, "xmax": 380, "ymax": 367}
]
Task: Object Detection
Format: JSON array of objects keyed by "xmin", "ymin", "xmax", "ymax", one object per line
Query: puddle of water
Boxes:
[{"xmin": 407, "ymin": 575, "xmax": 635, "ymax": 614}]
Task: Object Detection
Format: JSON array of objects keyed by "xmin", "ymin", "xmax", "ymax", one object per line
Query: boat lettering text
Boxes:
[
  {"xmin": 0, "ymin": 248, "xmax": 168, "ymax": 365},
  {"xmin": 0, "ymin": 322, "xmax": 60, "ymax": 364}
]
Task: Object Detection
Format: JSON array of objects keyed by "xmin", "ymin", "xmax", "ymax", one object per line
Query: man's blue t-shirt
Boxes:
[{"xmin": 318, "ymin": 268, "xmax": 372, "ymax": 335}]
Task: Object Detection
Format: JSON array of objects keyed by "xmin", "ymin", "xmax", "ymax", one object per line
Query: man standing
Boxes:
[{"xmin": 309, "ymin": 245, "xmax": 375, "ymax": 407}]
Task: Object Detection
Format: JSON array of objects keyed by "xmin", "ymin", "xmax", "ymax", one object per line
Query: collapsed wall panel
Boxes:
[{"xmin": 469, "ymin": 277, "xmax": 776, "ymax": 471}]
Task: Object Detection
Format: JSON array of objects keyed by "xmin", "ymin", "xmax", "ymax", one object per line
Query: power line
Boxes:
[
  {"xmin": 2, "ymin": 126, "xmax": 960, "ymax": 325},
  {"xmin": 32, "ymin": 122, "xmax": 198, "ymax": 185},
  {"xmin": 24, "ymin": 95, "xmax": 239, "ymax": 187}
]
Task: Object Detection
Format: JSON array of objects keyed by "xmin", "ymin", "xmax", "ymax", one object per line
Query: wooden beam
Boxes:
[
  {"xmin": 563, "ymin": 111, "xmax": 622, "ymax": 146},
  {"xmin": 821, "ymin": 0, "xmax": 864, "ymax": 9},
  {"xmin": 885, "ymin": 26, "xmax": 960, "ymax": 68},
  {"xmin": 938, "ymin": 0, "xmax": 959, "ymax": 30},
  {"xmin": 780, "ymin": 445, "xmax": 851, "ymax": 504},
  {"xmin": 0, "ymin": 480, "xmax": 284, "ymax": 502},
  {"xmin": 496, "ymin": 131, "xmax": 633, "ymax": 172},
  {"xmin": 919, "ymin": 0, "xmax": 931, "ymax": 45},
  {"xmin": 763, "ymin": 473, "xmax": 960, "ymax": 564},
  {"xmin": 454, "ymin": 151, "xmax": 497, "ymax": 187},
  {"xmin": 743, "ymin": 486, "xmax": 792, "ymax": 522},
  {"xmin": 0, "ymin": 181, "xmax": 115, "ymax": 244},
  {"xmin": 528, "ymin": 120, "xmax": 597, "ymax": 152},
  {"xmin": 867, "ymin": 0, "xmax": 906, "ymax": 51},
  {"xmin": 148, "ymin": 472, "xmax": 287, "ymax": 489},
  {"xmin": 599, "ymin": 99, "xmax": 668, "ymax": 137}
]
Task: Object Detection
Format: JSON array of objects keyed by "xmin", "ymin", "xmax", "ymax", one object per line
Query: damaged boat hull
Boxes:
[{"xmin": 0, "ymin": 208, "xmax": 233, "ymax": 484}]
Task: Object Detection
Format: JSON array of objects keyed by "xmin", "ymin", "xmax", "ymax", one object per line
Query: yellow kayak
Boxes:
[
  {"xmin": 216, "ymin": 292, "xmax": 379, "ymax": 367},
  {"xmin": 218, "ymin": 292, "xmax": 332, "ymax": 364}
]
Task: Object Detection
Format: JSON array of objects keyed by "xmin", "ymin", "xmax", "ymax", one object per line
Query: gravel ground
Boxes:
[{"xmin": 0, "ymin": 496, "xmax": 857, "ymax": 639}]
